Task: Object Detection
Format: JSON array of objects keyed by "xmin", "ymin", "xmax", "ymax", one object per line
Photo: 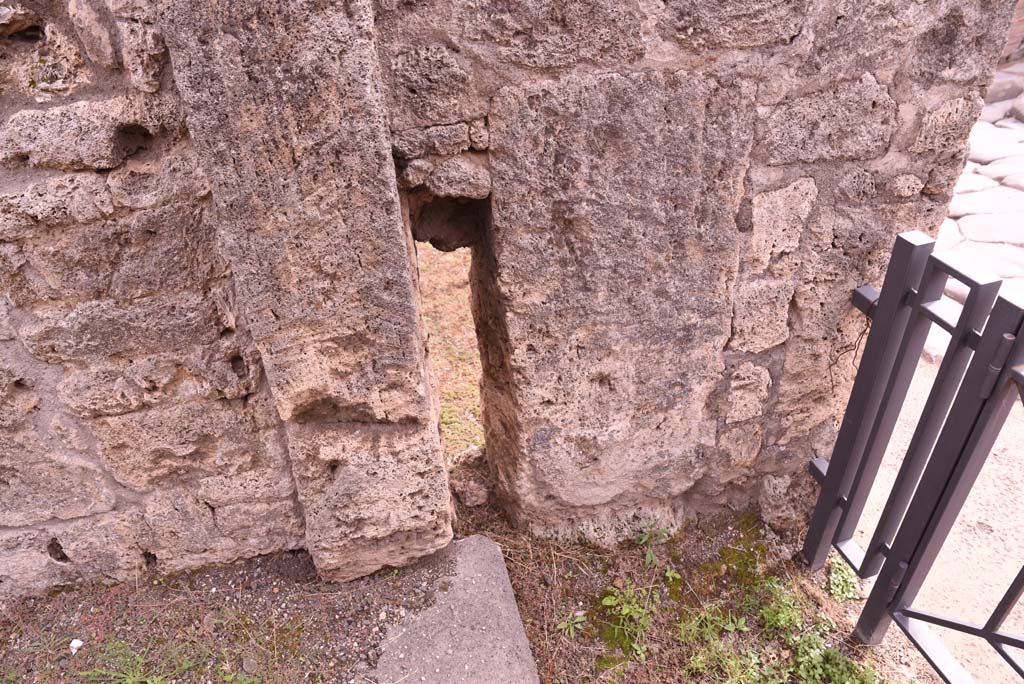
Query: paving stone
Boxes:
[
  {"xmin": 935, "ymin": 218, "xmax": 963, "ymax": 252},
  {"xmin": 373, "ymin": 536, "xmax": 540, "ymax": 684},
  {"xmin": 956, "ymin": 213, "xmax": 1024, "ymax": 244},
  {"xmin": 976, "ymin": 155, "xmax": 1024, "ymax": 180},
  {"xmin": 922, "ymin": 324, "xmax": 952, "ymax": 363},
  {"xmin": 981, "ymin": 100, "xmax": 1015, "ymax": 123},
  {"xmin": 953, "ymin": 171, "xmax": 999, "ymax": 193},
  {"xmin": 1003, "ymin": 174, "xmax": 1024, "ymax": 193},
  {"xmin": 986, "ymin": 74, "xmax": 1024, "ymax": 104},
  {"xmin": 1011, "ymin": 94, "xmax": 1024, "ymax": 123},
  {"xmin": 995, "ymin": 117, "xmax": 1024, "ymax": 134},
  {"xmin": 948, "ymin": 186, "xmax": 1024, "ymax": 217},
  {"xmin": 967, "ymin": 122, "xmax": 1024, "ymax": 163},
  {"xmin": 951, "ymin": 241, "xmax": 1024, "ymax": 279}
]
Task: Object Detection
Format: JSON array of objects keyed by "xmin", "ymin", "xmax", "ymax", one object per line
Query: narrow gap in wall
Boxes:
[
  {"xmin": 407, "ymin": 189, "xmax": 496, "ymax": 508},
  {"xmin": 410, "ymin": 193, "xmax": 487, "ymax": 464}
]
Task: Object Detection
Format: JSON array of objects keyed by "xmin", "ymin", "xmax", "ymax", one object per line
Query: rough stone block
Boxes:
[
  {"xmin": 749, "ymin": 177, "xmax": 817, "ymax": 272},
  {"xmin": 0, "ymin": 429, "xmax": 117, "ymax": 527},
  {"xmin": 763, "ymin": 74, "xmax": 897, "ymax": 165},
  {"xmin": 483, "ymin": 70, "xmax": 753, "ymax": 534},
  {"xmin": 659, "ymin": 0, "xmax": 807, "ymax": 49},
  {"xmin": 729, "ymin": 279, "xmax": 795, "ymax": 353}
]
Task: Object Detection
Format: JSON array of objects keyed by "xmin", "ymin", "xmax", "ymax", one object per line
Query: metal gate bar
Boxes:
[
  {"xmin": 802, "ymin": 231, "xmax": 1000, "ymax": 575},
  {"xmin": 802, "ymin": 232, "xmax": 935, "ymax": 570},
  {"xmin": 801, "ymin": 230, "xmax": 1024, "ymax": 682},
  {"xmin": 855, "ymin": 294, "xmax": 1024, "ymax": 648},
  {"xmin": 858, "ymin": 254, "xmax": 1001, "ymax": 577}
]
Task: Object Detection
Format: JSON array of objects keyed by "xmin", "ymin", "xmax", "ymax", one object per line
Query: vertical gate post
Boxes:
[
  {"xmin": 855, "ymin": 294, "xmax": 1024, "ymax": 645},
  {"xmin": 802, "ymin": 232, "xmax": 934, "ymax": 570}
]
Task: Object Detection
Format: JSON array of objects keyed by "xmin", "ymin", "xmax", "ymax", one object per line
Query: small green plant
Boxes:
[
  {"xmin": 600, "ymin": 581, "xmax": 658, "ymax": 661},
  {"xmin": 78, "ymin": 641, "xmax": 197, "ymax": 684},
  {"xmin": 828, "ymin": 559, "xmax": 861, "ymax": 603},
  {"xmin": 556, "ymin": 611, "xmax": 587, "ymax": 639},
  {"xmin": 635, "ymin": 526, "xmax": 670, "ymax": 569},
  {"xmin": 760, "ymin": 578, "xmax": 803, "ymax": 636},
  {"xmin": 664, "ymin": 566, "xmax": 681, "ymax": 582}
]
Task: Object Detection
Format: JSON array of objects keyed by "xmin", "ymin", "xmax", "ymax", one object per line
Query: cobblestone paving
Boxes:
[{"xmin": 942, "ymin": 64, "xmax": 1024, "ymax": 302}]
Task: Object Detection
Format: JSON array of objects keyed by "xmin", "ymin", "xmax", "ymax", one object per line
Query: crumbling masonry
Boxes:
[{"xmin": 0, "ymin": 0, "xmax": 1014, "ymax": 597}]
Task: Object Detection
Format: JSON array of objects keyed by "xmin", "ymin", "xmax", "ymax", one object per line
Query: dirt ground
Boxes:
[{"xmin": 0, "ymin": 243, "xmax": 943, "ymax": 684}]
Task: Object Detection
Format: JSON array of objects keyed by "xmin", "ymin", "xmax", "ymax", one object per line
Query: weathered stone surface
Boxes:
[
  {"xmin": 68, "ymin": 0, "xmax": 120, "ymax": 68},
  {"xmin": 481, "ymin": 70, "xmax": 753, "ymax": 534},
  {"xmin": 426, "ymin": 155, "xmax": 491, "ymax": 199},
  {"xmin": 725, "ymin": 363, "xmax": 773, "ymax": 425},
  {"xmin": 0, "ymin": 430, "xmax": 116, "ymax": 527},
  {"xmin": 0, "ymin": 96, "xmax": 175, "ymax": 170},
  {"xmin": 0, "ymin": 0, "xmax": 1012, "ymax": 598},
  {"xmin": 749, "ymin": 178, "xmax": 817, "ymax": 271},
  {"xmin": 658, "ymin": 0, "xmax": 807, "ymax": 49},
  {"xmin": 157, "ymin": 0, "xmax": 453, "ymax": 579},
  {"xmin": 762, "ymin": 75, "xmax": 897, "ymax": 165},
  {"xmin": 730, "ymin": 279, "xmax": 795, "ymax": 353}
]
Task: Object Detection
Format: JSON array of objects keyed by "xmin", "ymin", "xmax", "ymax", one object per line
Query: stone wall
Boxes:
[{"xmin": 0, "ymin": 0, "xmax": 1014, "ymax": 597}]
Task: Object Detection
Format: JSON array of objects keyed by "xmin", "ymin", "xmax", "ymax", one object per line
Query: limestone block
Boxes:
[
  {"xmin": 749, "ymin": 177, "xmax": 817, "ymax": 271},
  {"xmin": 212, "ymin": 498, "xmax": 305, "ymax": 551},
  {"xmin": 0, "ymin": 430, "xmax": 117, "ymax": 527},
  {"xmin": 392, "ymin": 124, "xmax": 470, "ymax": 159},
  {"xmin": 53, "ymin": 510, "xmax": 148, "ymax": 582},
  {"xmin": 0, "ymin": 363, "xmax": 39, "ymax": 428},
  {"xmin": 68, "ymin": 0, "xmax": 120, "ymax": 68},
  {"xmin": 730, "ymin": 279, "xmax": 794, "ymax": 353},
  {"xmin": 457, "ymin": 0, "xmax": 645, "ymax": 69},
  {"xmin": 659, "ymin": 0, "xmax": 807, "ymax": 49},
  {"xmin": 89, "ymin": 399, "xmax": 278, "ymax": 491},
  {"xmin": 18, "ymin": 293, "xmax": 220, "ymax": 363},
  {"xmin": 0, "ymin": 174, "xmax": 113, "ymax": 241},
  {"xmin": 0, "ymin": 99, "xmax": 148, "ymax": 170},
  {"xmin": 116, "ymin": 20, "xmax": 166, "ymax": 92},
  {"xmin": 106, "ymin": 142, "xmax": 209, "ymax": 209},
  {"xmin": 763, "ymin": 74, "xmax": 897, "ymax": 165},
  {"xmin": 285, "ymin": 421, "xmax": 451, "ymax": 580},
  {"xmin": 159, "ymin": 0, "xmax": 453, "ymax": 578},
  {"xmin": 718, "ymin": 424, "xmax": 764, "ymax": 472},
  {"xmin": 725, "ymin": 363, "xmax": 772, "ymax": 424},
  {"xmin": 0, "ymin": 5, "xmax": 39, "ymax": 36},
  {"xmin": 0, "ymin": 530, "xmax": 79, "ymax": 600},
  {"xmin": 142, "ymin": 489, "xmax": 232, "ymax": 569},
  {"xmin": 483, "ymin": 70, "xmax": 753, "ymax": 533},
  {"xmin": 910, "ymin": 97, "xmax": 981, "ymax": 162},
  {"xmin": 426, "ymin": 155, "xmax": 491, "ymax": 199},
  {"xmin": 468, "ymin": 119, "xmax": 489, "ymax": 150}
]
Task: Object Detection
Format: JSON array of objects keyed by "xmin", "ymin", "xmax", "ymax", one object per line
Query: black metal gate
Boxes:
[{"xmin": 802, "ymin": 230, "xmax": 1024, "ymax": 682}]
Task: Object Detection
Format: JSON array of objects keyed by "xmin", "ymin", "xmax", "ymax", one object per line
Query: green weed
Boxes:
[
  {"xmin": 556, "ymin": 611, "xmax": 587, "ymax": 639},
  {"xmin": 828, "ymin": 558, "xmax": 861, "ymax": 603},
  {"xmin": 599, "ymin": 581, "xmax": 658, "ymax": 662}
]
